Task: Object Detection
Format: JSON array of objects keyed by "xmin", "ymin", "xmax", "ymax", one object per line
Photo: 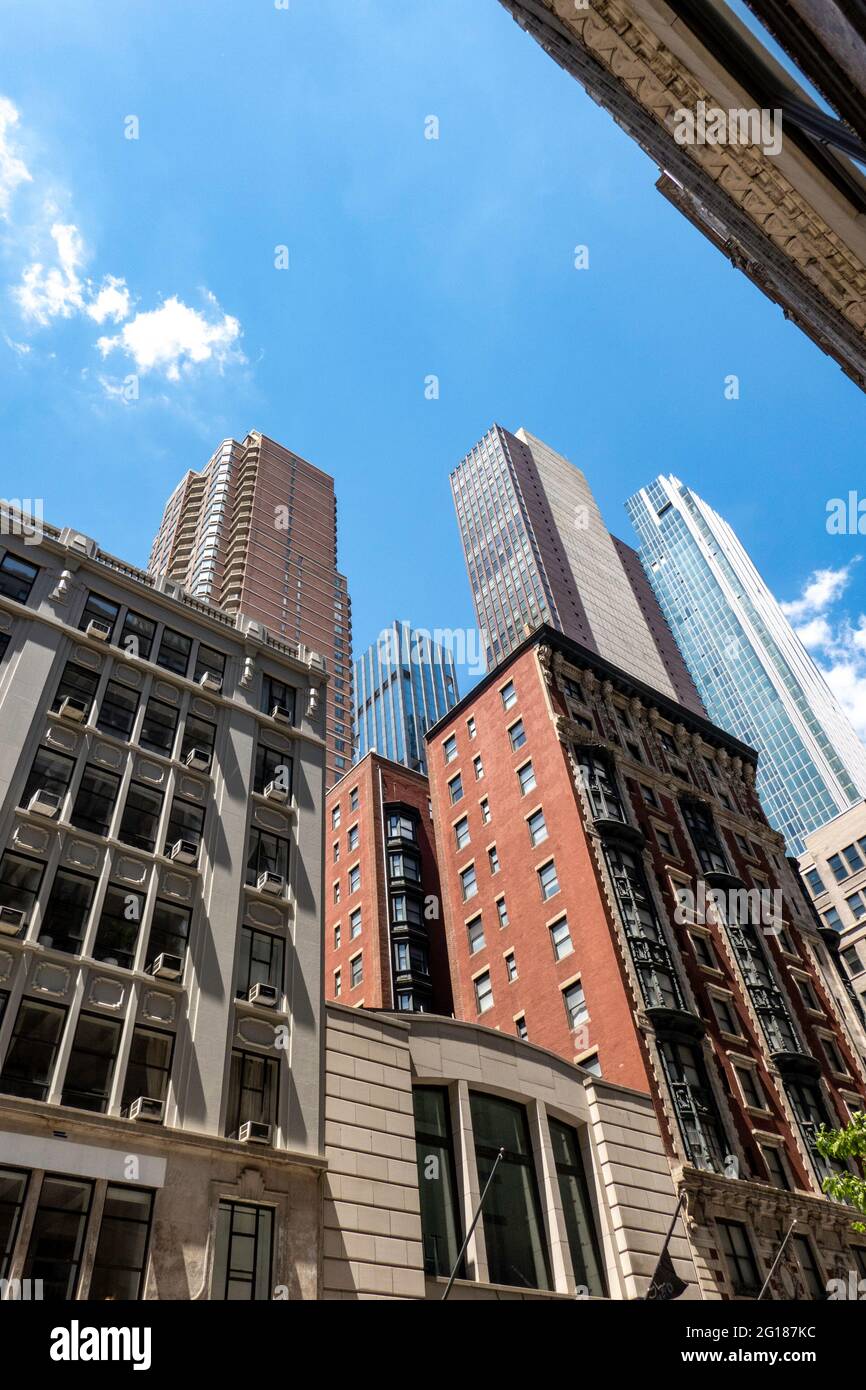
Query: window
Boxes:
[
  {"xmin": 470, "ymin": 1092, "xmax": 550, "ymax": 1290},
  {"xmin": 505, "ymin": 952, "xmax": 518, "ymax": 982},
  {"xmin": 454, "ymin": 816, "xmax": 470, "ymax": 850},
  {"xmin": 474, "ymin": 970, "xmax": 493, "ymax": 1014},
  {"xmin": 712, "ymin": 995, "xmax": 743, "ymax": 1037},
  {"xmin": 538, "ymin": 860, "xmax": 559, "ymax": 900},
  {"xmin": 349, "ymin": 907, "xmax": 361, "ymax": 938},
  {"xmin": 246, "ymin": 829, "xmax": 290, "ymax": 886},
  {"xmin": 52, "ymin": 661, "xmax": 99, "ymax": 717},
  {"xmin": 146, "ymin": 900, "xmax": 190, "ymax": 969},
  {"xmin": 254, "ymin": 743, "xmax": 293, "ymax": 798},
  {"xmin": 792, "ymin": 1234, "xmax": 824, "ymax": 1299},
  {"xmin": 735, "ymin": 1066, "xmax": 766, "ymax": 1110},
  {"xmin": 681, "ymin": 800, "xmax": 729, "ymax": 874},
  {"xmin": 804, "ymin": 867, "xmax": 824, "ymax": 896},
  {"xmin": 443, "ymin": 734, "xmax": 457, "ymax": 764},
  {"xmin": 845, "ymin": 890, "xmax": 866, "ymax": 922},
  {"xmin": 488, "ymin": 845, "xmax": 500, "ymax": 874},
  {"xmin": 349, "ymin": 786, "xmax": 359, "ymax": 812},
  {"xmin": 480, "ymin": 797, "xmax": 491, "ymax": 825},
  {"xmin": 0, "ymin": 551, "xmax": 38, "ymax": 604},
  {"xmin": 89, "ymin": 1186, "xmax": 154, "ymax": 1301},
  {"xmin": 387, "ymin": 812, "xmax": 415, "ymax": 841},
  {"xmin": 39, "ymin": 870, "xmax": 96, "ymax": 954},
  {"xmin": 527, "ymin": 808, "xmax": 547, "ymax": 847},
  {"xmin": 121, "ymin": 1028, "xmax": 174, "ymax": 1111},
  {"xmin": 448, "ymin": 773, "xmax": 464, "ymax": 805},
  {"xmin": 262, "ymin": 674, "xmax": 296, "ymax": 722},
  {"xmin": 823, "ymin": 906, "xmax": 842, "ymax": 930},
  {"xmin": 213, "ymin": 1200, "xmax": 274, "ymax": 1301},
  {"xmin": 164, "ymin": 797, "xmax": 205, "ymax": 857},
  {"xmin": 518, "ymin": 761, "xmax": 536, "ymax": 796},
  {"xmin": 23, "ymin": 1176, "xmax": 92, "ymax": 1300},
  {"xmin": 331, "ymin": 805, "xmax": 341, "ymax": 830},
  {"xmin": 194, "ymin": 645, "xmax": 226, "ymax": 686},
  {"xmin": 795, "ymin": 976, "xmax": 822, "ymax": 1011},
  {"xmin": 496, "ymin": 897, "xmax": 509, "ymax": 928},
  {"xmin": 460, "ymin": 864, "xmax": 477, "ymax": 901},
  {"xmin": 155, "ymin": 627, "xmax": 192, "ymax": 676},
  {"xmin": 515, "ymin": 1015, "xmax": 528, "ymax": 1040},
  {"xmin": 563, "ymin": 980, "xmax": 588, "ymax": 1030},
  {"xmin": 821, "ymin": 1035, "xmax": 846, "ymax": 1074},
  {"xmin": 20, "ymin": 745, "xmax": 75, "ymax": 811},
  {"xmin": 467, "ymin": 717, "xmax": 476, "ymax": 740},
  {"xmin": 97, "ymin": 679, "xmax": 139, "ymax": 738},
  {"xmin": 348, "ymin": 864, "xmax": 361, "ymax": 893},
  {"xmin": 549, "ymin": 1119, "xmax": 606, "ymax": 1297},
  {"xmin": 842, "ymin": 945, "xmax": 862, "ymax": 976},
  {"xmin": 657, "ymin": 830, "xmax": 675, "ymax": 857},
  {"xmin": 500, "ymin": 680, "xmax": 517, "ymax": 711},
  {"xmin": 350, "ymin": 954, "xmax": 363, "ymax": 988},
  {"xmin": 118, "ymin": 782, "xmax": 164, "ymax": 853},
  {"xmin": 690, "ymin": 932, "xmax": 718, "ymax": 969},
  {"xmin": 79, "ymin": 591, "xmax": 120, "ymax": 637},
  {"xmin": 236, "ymin": 928, "xmax": 285, "ymax": 999},
  {"xmin": 70, "ymin": 766, "xmax": 121, "ymax": 838},
  {"xmin": 473, "ymin": 755, "xmax": 484, "ymax": 781},
  {"xmin": 641, "ymin": 784, "xmax": 659, "ymax": 808},
  {"xmin": 0, "ymin": 1168, "xmax": 29, "ymax": 1280},
  {"xmin": 509, "ymin": 719, "xmax": 526, "ymax": 752},
  {"xmin": 467, "ymin": 916, "xmax": 485, "ymax": 955},
  {"xmin": 550, "ymin": 916, "xmax": 573, "ymax": 961},
  {"xmin": 118, "ymin": 610, "xmax": 156, "ymax": 662},
  {"xmin": 334, "ymin": 969, "xmax": 341, "ymax": 997},
  {"xmin": 333, "ymin": 841, "xmax": 340, "ymax": 864},
  {"xmin": 717, "ymin": 1220, "xmax": 760, "ymax": 1296},
  {"xmin": 333, "ymin": 923, "xmax": 341, "ymax": 949},
  {"xmin": 93, "ymin": 885, "xmax": 144, "ymax": 970},
  {"xmin": 0, "ymin": 851, "xmax": 43, "ymax": 922},
  {"xmin": 0, "ymin": 998, "xmax": 66, "ymax": 1100},
  {"xmin": 139, "ymin": 697, "xmax": 179, "ymax": 757},
  {"xmin": 392, "ymin": 894, "xmax": 421, "ymax": 926},
  {"xmin": 413, "ymin": 1087, "xmax": 462, "ymax": 1278},
  {"xmin": 760, "ymin": 1145, "xmax": 790, "ymax": 1190},
  {"xmin": 348, "ymin": 824, "xmax": 359, "ymax": 852},
  {"xmin": 226, "ymin": 1050, "xmax": 278, "ymax": 1139},
  {"xmin": 180, "ymin": 715, "xmax": 217, "ymax": 766},
  {"xmin": 61, "ymin": 1012, "xmax": 122, "ymax": 1112},
  {"xmin": 333, "ymin": 882, "xmax": 341, "ymax": 905}
]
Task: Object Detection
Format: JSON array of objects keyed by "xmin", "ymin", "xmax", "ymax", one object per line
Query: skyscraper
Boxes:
[
  {"xmin": 450, "ymin": 424, "xmax": 705, "ymax": 714},
  {"xmin": 626, "ymin": 475, "xmax": 866, "ymax": 854},
  {"xmin": 353, "ymin": 620, "xmax": 459, "ymax": 775},
  {"xmin": 149, "ymin": 431, "xmax": 353, "ymax": 784}
]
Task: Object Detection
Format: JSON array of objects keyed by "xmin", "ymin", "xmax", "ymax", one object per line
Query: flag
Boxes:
[{"xmin": 645, "ymin": 1243, "xmax": 689, "ymax": 1301}]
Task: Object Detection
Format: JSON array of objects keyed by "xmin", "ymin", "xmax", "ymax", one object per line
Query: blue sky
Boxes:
[{"xmin": 0, "ymin": 0, "xmax": 863, "ymax": 731}]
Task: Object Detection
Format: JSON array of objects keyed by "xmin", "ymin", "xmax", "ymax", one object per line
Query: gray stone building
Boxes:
[{"xmin": 0, "ymin": 508, "xmax": 327, "ymax": 1299}]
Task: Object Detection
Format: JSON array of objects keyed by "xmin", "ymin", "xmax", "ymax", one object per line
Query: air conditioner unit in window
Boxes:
[
  {"xmin": 238, "ymin": 1121, "xmax": 272, "ymax": 1145},
  {"xmin": 170, "ymin": 839, "xmax": 199, "ymax": 865},
  {"xmin": 185, "ymin": 747, "xmax": 211, "ymax": 772},
  {"xmin": 129, "ymin": 1096, "xmax": 164, "ymax": 1123},
  {"xmin": 199, "ymin": 671, "xmax": 222, "ymax": 693},
  {"xmin": 257, "ymin": 871, "xmax": 285, "ymax": 896},
  {"xmin": 271, "ymin": 704, "xmax": 292, "ymax": 725},
  {"xmin": 248, "ymin": 982, "xmax": 278, "ymax": 1008},
  {"xmin": 58, "ymin": 696, "xmax": 88, "ymax": 723},
  {"xmin": 86, "ymin": 619, "xmax": 112, "ymax": 642},
  {"xmin": 263, "ymin": 780, "xmax": 289, "ymax": 804},
  {"xmin": 28, "ymin": 789, "xmax": 62, "ymax": 818},
  {"xmin": 149, "ymin": 952, "xmax": 183, "ymax": 980},
  {"xmin": 0, "ymin": 906, "xmax": 25, "ymax": 936}
]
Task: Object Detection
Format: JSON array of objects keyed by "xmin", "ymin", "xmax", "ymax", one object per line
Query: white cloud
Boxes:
[
  {"xmin": 97, "ymin": 295, "xmax": 243, "ymax": 380},
  {"xmin": 780, "ymin": 564, "xmax": 852, "ymax": 621},
  {"xmin": 0, "ymin": 97, "xmax": 31, "ymax": 219},
  {"xmin": 85, "ymin": 275, "xmax": 131, "ymax": 325},
  {"xmin": 4, "ymin": 334, "xmax": 30, "ymax": 355},
  {"xmin": 793, "ymin": 616, "xmax": 832, "ymax": 649},
  {"xmin": 783, "ymin": 567, "xmax": 866, "ymax": 742},
  {"xmin": 13, "ymin": 222, "xmax": 86, "ymax": 323}
]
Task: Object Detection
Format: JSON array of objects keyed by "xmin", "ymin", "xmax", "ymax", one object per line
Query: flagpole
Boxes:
[
  {"xmin": 659, "ymin": 1190, "xmax": 687, "ymax": 1253},
  {"xmin": 642, "ymin": 1190, "xmax": 688, "ymax": 1300},
  {"xmin": 757, "ymin": 1219, "xmax": 797, "ymax": 1300},
  {"xmin": 441, "ymin": 1146, "xmax": 505, "ymax": 1301}
]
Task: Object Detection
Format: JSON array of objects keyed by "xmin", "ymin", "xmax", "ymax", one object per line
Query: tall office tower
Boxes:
[
  {"xmin": 0, "ymin": 508, "xmax": 326, "ymax": 1298},
  {"xmin": 627, "ymin": 475, "xmax": 866, "ymax": 855},
  {"xmin": 427, "ymin": 623, "xmax": 866, "ymax": 1300},
  {"xmin": 450, "ymin": 425, "xmax": 705, "ymax": 715},
  {"xmin": 354, "ymin": 620, "xmax": 459, "ymax": 776},
  {"xmin": 149, "ymin": 430, "xmax": 353, "ymax": 785}
]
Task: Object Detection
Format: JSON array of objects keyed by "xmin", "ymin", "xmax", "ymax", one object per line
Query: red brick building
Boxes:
[
  {"xmin": 427, "ymin": 625, "xmax": 866, "ymax": 1298},
  {"xmin": 324, "ymin": 751, "xmax": 452, "ymax": 1015}
]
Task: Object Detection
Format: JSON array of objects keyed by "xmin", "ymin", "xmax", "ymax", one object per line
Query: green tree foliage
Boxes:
[{"xmin": 816, "ymin": 1111, "xmax": 866, "ymax": 1232}]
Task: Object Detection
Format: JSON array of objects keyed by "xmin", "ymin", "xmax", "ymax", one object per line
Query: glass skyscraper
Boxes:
[
  {"xmin": 626, "ymin": 475, "xmax": 866, "ymax": 854},
  {"xmin": 353, "ymin": 621, "xmax": 459, "ymax": 774}
]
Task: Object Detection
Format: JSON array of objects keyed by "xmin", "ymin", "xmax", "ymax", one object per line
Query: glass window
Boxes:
[
  {"xmin": 350, "ymin": 955, "xmax": 363, "ymax": 988},
  {"xmin": 164, "ymin": 797, "xmax": 205, "ymax": 856},
  {"xmin": 392, "ymin": 895, "xmax": 420, "ymax": 926},
  {"xmin": 89, "ymin": 1186, "xmax": 154, "ymax": 1301},
  {"xmin": 792, "ymin": 1234, "xmax": 824, "ymax": 1299},
  {"xmin": 122, "ymin": 1028, "xmax": 174, "ymax": 1111},
  {"xmin": 348, "ymin": 825, "xmax": 359, "ymax": 851},
  {"xmin": 761, "ymin": 1145, "xmax": 790, "ymax": 1190},
  {"xmin": 509, "ymin": 719, "xmax": 526, "ymax": 751},
  {"xmin": 454, "ymin": 816, "xmax": 470, "ymax": 850},
  {"xmin": 118, "ymin": 782, "xmax": 164, "ymax": 853},
  {"xmin": 194, "ymin": 645, "xmax": 226, "ymax": 686},
  {"xmin": 38, "ymin": 870, "xmax": 96, "ymax": 954},
  {"xmin": 467, "ymin": 916, "xmax": 485, "ymax": 954},
  {"xmin": 550, "ymin": 916, "xmax": 572, "ymax": 961},
  {"xmin": 717, "ymin": 1220, "xmax": 760, "ymax": 1296},
  {"xmin": 480, "ymin": 798, "xmax": 491, "ymax": 824},
  {"xmin": 212, "ymin": 1200, "xmax": 274, "ymax": 1301},
  {"xmin": 448, "ymin": 773, "xmax": 464, "ymax": 805},
  {"xmin": 155, "ymin": 627, "xmax": 192, "ymax": 676},
  {"xmin": 496, "ymin": 897, "xmax": 509, "ymax": 928},
  {"xmin": 254, "ymin": 744, "xmax": 293, "ymax": 797},
  {"xmin": 51, "ymin": 661, "xmax": 99, "ymax": 717},
  {"xmin": 245, "ymin": 831, "xmax": 290, "ymax": 887},
  {"xmin": 804, "ymin": 868, "xmax": 824, "ymax": 896},
  {"xmin": 488, "ymin": 846, "xmax": 500, "ymax": 874},
  {"xmin": 93, "ymin": 885, "xmax": 144, "ymax": 970},
  {"xmin": 474, "ymin": 970, "xmax": 493, "ymax": 1013},
  {"xmin": 527, "ymin": 809, "xmax": 547, "ymax": 846},
  {"xmin": 236, "ymin": 928, "xmax": 285, "ymax": 998},
  {"xmin": 70, "ymin": 765, "xmax": 121, "ymax": 838},
  {"xmin": 331, "ymin": 805, "xmax": 341, "ymax": 829},
  {"xmin": 61, "ymin": 1012, "xmax": 122, "ymax": 1112},
  {"xmin": 518, "ymin": 761, "xmax": 536, "ymax": 796},
  {"xmin": 563, "ymin": 980, "xmax": 587, "ymax": 1030},
  {"xmin": 348, "ymin": 864, "xmax": 361, "ymax": 893},
  {"xmin": 735, "ymin": 1066, "xmax": 765, "ymax": 1110},
  {"xmin": 473, "ymin": 755, "xmax": 484, "ymax": 781},
  {"xmin": 500, "ymin": 680, "xmax": 517, "ymax": 711},
  {"xmin": 226, "ymin": 1050, "xmax": 278, "ymax": 1139},
  {"xmin": 180, "ymin": 715, "xmax": 216, "ymax": 765},
  {"xmin": 118, "ymin": 610, "xmax": 156, "ymax": 661},
  {"xmin": 0, "ymin": 1167, "xmax": 29, "ymax": 1280},
  {"xmin": 413, "ymin": 1087, "xmax": 462, "ymax": 1278},
  {"xmin": 79, "ymin": 592, "xmax": 120, "ymax": 636},
  {"xmin": 469, "ymin": 1092, "xmax": 550, "ymax": 1290},
  {"xmin": 443, "ymin": 735, "xmax": 457, "ymax": 764},
  {"xmin": 549, "ymin": 1119, "xmax": 606, "ymax": 1296},
  {"xmin": 0, "ymin": 998, "xmax": 67, "ymax": 1100},
  {"xmin": 97, "ymin": 679, "xmax": 140, "ymax": 738},
  {"xmin": 146, "ymin": 900, "xmax": 191, "ymax": 969},
  {"xmin": 460, "ymin": 864, "xmax": 477, "ymax": 901},
  {"xmin": 20, "ymin": 745, "xmax": 75, "ymax": 811},
  {"xmin": 349, "ymin": 907, "xmax": 361, "ymax": 937},
  {"xmin": 23, "ymin": 1176, "xmax": 92, "ymax": 1300},
  {"xmin": 139, "ymin": 698, "xmax": 179, "ymax": 757},
  {"xmin": 349, "ymin": 787, "xmax": 359, "ymax": 812},
  {"xmin": 262, "ymin": 675, "xmax": 296, "ymax": 722},
  {"xmin": 538, "ymin": 860, "xmax": 559, "ymax": 900},
  {"xmin": 0, "ymin": 551, "xmax": 39, "ymax": 604},
  {"xmin": 506, "ymin": 953, "xmax": 518, "ymax": 982}
]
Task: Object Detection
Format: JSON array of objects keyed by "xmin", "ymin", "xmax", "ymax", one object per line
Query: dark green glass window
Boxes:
[
  {"xmin": 413, "ymin": 1086, "xmax": 462, "ymax": 1278},
  {"xmin": 549, "ymin": 1118, "xmax": 606, "ymax": 1296},
  {"xmin": 469, "ymin": 1091, "xmax": 551, "ymax": 1291}
]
